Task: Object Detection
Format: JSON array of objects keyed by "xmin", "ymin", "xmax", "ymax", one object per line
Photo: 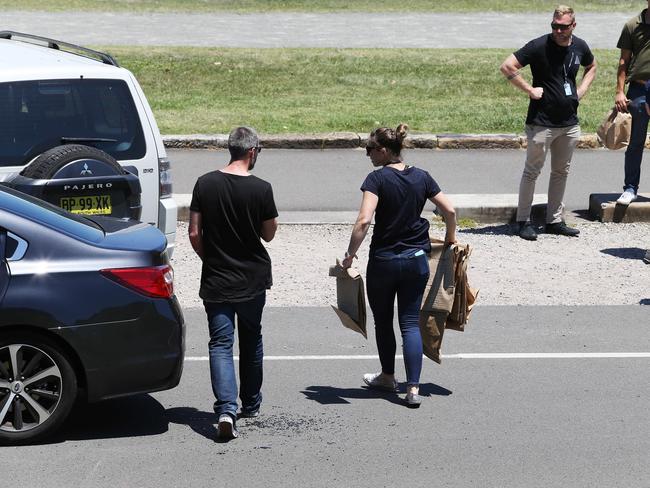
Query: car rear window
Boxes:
[
  {"xmin": 0, "ymin": 79, "xmax": 146, "ymax": 167},
  {"xmin": 0, "ymin": 184, "xmax": 103, "ymax": 243}
]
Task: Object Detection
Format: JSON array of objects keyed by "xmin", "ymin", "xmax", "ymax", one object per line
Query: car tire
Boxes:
[
  {"xmin": 20, "ymin": 144, "xmax": 124, "ymax": 180},
  {"xmin": 0, "ymin": 332, "xmax": 78, "ymax": 444}
]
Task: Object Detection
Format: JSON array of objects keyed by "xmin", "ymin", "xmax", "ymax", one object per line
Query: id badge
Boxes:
[{"xmin": 564, "ymin": 82, "xmax": 572, "ymax": 96}]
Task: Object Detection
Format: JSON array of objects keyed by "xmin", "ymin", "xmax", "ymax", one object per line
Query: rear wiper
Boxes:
[{"xmin": 60, "ymin": 137, "xmax": 118, "ymax": 143}]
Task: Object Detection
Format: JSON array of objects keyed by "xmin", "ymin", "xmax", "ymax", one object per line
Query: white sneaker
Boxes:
[
  {"xmin": 216, "ymin": 414, "xmax": 239, "ymax": 440},
  {"xmin": 616, "ymin": 190, "xmax": 637, "ymax": 206},
  {"xmin": 363, "ymin": 372, "xmax": 398, "ymax": 392}
]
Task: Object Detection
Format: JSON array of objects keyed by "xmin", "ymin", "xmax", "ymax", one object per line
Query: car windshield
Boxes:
[
  {"xmin": 0, "ymin": 183, "xmax": 104, "ymax": 242},
  {"xmin": 0, "ymin": 79, "xmax": 146, "ymax": 167}
]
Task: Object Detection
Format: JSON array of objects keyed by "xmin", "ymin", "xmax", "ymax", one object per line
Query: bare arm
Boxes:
[
  {"xmin": 342, "ymin": 191, "xmax": 378, "ymax": 268},
  {"xmin": 500, "ymin": 54, "xmax": 543, "ymax": 100},
  {"xmin": 577, "ymin": 60, "xmax": 597, "ymax": 100},
  {"xmin": 430, "ymin": 191, "xmax": 457, "ymax": 245},
  {"xmin": 260, "ymin": 217, "xmax": 278, "ymax": 242},
  {"xmin": 188, "ymin": 210, "xmax": 204, "ymax": 259},
  {"xmin": 615, "ymin": 49, "xmax": 632, "ymax": 112}
]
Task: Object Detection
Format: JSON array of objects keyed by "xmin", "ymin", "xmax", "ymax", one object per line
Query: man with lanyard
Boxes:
[
  {"xmin": 614, "ymin": 1, "xmax": 650, "ymax": 206},
  {"xmin": 500, "ymin": 5, "xmax": 597, "ymax": 241}
]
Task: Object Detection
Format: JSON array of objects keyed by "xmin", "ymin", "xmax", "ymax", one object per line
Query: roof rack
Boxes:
[{"xmin": 0, "ymin": 30, "xmax": 120, "ymax": 67}]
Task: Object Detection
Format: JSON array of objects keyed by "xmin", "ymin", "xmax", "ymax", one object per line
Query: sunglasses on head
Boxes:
[
  {"xmin": 254, "ymin": 146, "xmax": 262, "ymax": 153},
  {"xmin": 551, "ymin": 22, "xmax": 574, "ymax": 31}
]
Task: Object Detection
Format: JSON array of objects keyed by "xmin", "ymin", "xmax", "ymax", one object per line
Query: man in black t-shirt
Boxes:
[
  {"xmin": 500, "ymin": 5, "xmax": 597, "ymax": 241},
  {"xmin": 189, "ymin": 126, "xmax": 278, "ymax": 440}
]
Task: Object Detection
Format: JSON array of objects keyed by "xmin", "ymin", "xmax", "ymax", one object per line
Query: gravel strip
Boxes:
[{"xmin": 172, "ymin": 221, "xmax": 650, "ymax": 309}]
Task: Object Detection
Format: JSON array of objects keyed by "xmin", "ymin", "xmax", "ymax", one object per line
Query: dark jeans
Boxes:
[
  {"xmin": 624, "ymin": 82, "xmax": 650, "ymax": 193},
  {"xmin": 204, "ymin": 293, "xmax": 265, "ymax": 420},
  {"xmin": 366, "ymin": 249, "xmax": 429, "ymax": 386}
]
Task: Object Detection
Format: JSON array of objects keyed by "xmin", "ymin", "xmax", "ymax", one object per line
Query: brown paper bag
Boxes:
[
  {"xmin": 419, "ymin": 238, "xmax": 457, "ymax": 364},
  {"xmin": 446, "ymin": 244, "xmax": 479, "ymax": 331},
  {"xmin": 420, "ymin": 238, "xmax": 455, "ymax": 313},
  {"xmin": 419, "ymin": 311, "xmax": 447, "ymax": 364},
  {"xmin": 329, "ymin": 261, "xmax": 367, "ymax": 338},
  {"xmin": 419, "ymin": 239, "xmax": 479, "ymax": 363},
  {"xmin": 596, "ymin": 109, "xmax": 632, "ymax": 150}
]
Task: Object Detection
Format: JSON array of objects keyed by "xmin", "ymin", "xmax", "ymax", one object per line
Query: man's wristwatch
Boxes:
[{"xmin": 345, "ymin": 251, "xmax": 357, "ymax": 259}]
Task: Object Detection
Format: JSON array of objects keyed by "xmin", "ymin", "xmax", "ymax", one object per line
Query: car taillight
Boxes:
[
  {"xmin": 101, "ymin": 265, "xmax": 174, "ymax": 298},
  {"xmin": 159, "ymin": 157, "xmax": 173, "ymax": 198}
]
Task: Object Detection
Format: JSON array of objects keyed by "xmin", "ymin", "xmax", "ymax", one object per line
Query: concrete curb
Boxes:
[
  {"xmin": 174, "ymin": 193, "xmax": 549, "ymax": 224},
  {"xmin": 164, "ymin": 133, "xmax": 608, "ymax": 150},
  {"xmin": 175, "ymin": 192, "xmax": 650, "ymax": 224}
]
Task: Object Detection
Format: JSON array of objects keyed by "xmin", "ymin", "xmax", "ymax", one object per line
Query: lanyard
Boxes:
[{"xmin": 563, "ymin": 50, "xmax": 575, "ymax": 83}]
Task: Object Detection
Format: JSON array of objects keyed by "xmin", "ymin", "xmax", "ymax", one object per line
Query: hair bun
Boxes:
[{"xmin": 395, "ymin": 123, "xmax": 409, "ymax": 142}]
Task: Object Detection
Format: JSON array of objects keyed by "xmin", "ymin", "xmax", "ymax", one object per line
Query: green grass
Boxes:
[
  {"xmin": 457, "ymin": 218, "xmax": 478, "ymax": 229},
  {"xmin": 1, "ymin": 0, "xmax": 641, "ymax": 13},
  {"xmin": 103, "ymin": 47, "xmax": 619, "ymax": 135},
  {"xmin": 432, "ymin": 216, "xmax": 478, "ymax": 228}
]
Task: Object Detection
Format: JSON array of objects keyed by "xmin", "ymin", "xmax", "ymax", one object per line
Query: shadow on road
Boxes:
[
  {"xmin": 301, "ymin": 382, "xmax": 451, "ymax": 406},
  {"xmin": 600, "ymin": 247, "xmax": 647, "ymax": 261},
  {"xmin": 166, "ymin": 407, "xmax": 218, "ymax": 442},
  {"xmin": 459, "ymin": 224, "xmax": 514, "ymax": 236},
  {"xmin": 50, "ymin": 394, "xmax": 168, "ymax": 444},
  {"xmin": 419, "ymin": 383, "xmax": 453, "ymax": 396},
  {"xmin": 572, "ymin": 209, "xmax": 595, "ymax": 221}
]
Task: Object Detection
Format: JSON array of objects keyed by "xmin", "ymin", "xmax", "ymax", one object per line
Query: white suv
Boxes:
[{"xmin": 0, "ymin": 31, "xmax": 177, "ymax": 252}]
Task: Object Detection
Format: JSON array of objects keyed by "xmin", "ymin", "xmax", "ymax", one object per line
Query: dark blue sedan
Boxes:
[{"xmin": 0, "ymin": 184, "xmax": 184, "ymax": 444}]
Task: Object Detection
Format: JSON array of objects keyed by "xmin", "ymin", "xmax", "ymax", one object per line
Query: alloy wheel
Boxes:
[{"xmin": 0, "ymin": 344, "xmax": 62, "ymax": 433}]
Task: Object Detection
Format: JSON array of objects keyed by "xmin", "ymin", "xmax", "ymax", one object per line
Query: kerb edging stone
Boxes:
[{"xmin": 163, "ymin": 133, "xmax": 615, "ymax": 150}]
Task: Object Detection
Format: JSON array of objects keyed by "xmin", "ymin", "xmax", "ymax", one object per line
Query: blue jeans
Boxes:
[
  {"xmin": 624, "ymin": 83, "xmax": 650, "ymax": 193},
  {"xmin": 204, "ymin": 293, "xmax": 265, "ymax": 420},
  {"xmin": 366, "ymin": 249, "xmax": 429, "ymax": 386}
]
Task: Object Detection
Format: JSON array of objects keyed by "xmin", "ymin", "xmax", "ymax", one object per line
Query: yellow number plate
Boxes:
[{"xmin": 59, "ymin": 195, "xmax": 112, "ymax": 215}]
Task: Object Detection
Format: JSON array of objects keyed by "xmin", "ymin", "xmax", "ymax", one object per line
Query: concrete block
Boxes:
[
  {"xmin": 577, "ymin": 134, "xmax": 601, "ymax": 149},
  {"xmin": 440, "ymin": 193, "xmax": 546, "ymax": 223},
  {"xmin": 437, "ymin": 134, "xmax": 521, "ymax": 150},
  {"xmin": 163, "ymin": 134, "xmax": 228, "ymax": 149},
  {"xmin": 589, "ymin": 193, "xmax": 650, "ymax": 222},
  {"xmin": 174, "ymin": 193, "xmax": 192, "ymax": 221},
  {"xmin": 408, "ymin": 134, "xmax": 438, "ymax": 149},
  {"xmin": 261, "ymin": 132, "xmax": 360, "ymax": 149}
]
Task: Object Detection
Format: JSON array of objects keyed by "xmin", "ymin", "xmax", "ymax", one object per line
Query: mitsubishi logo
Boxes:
[{"xmin": 80, "ymin": 163, "xmax": 93, "ymax": 176}]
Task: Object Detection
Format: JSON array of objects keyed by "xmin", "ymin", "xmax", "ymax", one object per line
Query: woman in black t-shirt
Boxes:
[{"xmin": 342, "ymin": 124, "xmax": 456, "ymax": 407}]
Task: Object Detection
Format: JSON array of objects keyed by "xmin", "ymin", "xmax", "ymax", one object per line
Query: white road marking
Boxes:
[{"xmin": 184, "ymin": 352, "xmax": 650, "ymax": 361}]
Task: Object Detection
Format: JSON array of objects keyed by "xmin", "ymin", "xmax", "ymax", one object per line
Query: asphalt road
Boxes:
[
  {"xmin": 2, "ymin": 11, "xmax": 631, "ymax": 49},
  {"xmin": 168, "ymin": 148, "xmax": 646, "ymax": 213},
  {"xmin": 5, "ymin": 10, "xmax": 649, "ymax": 486},
  {"xmin": 6, "ymin": 305, "xmax": 649, "ymax": 487}
]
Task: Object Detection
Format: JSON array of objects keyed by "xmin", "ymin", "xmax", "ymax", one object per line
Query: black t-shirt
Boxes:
[
  {"xmin": 190, "ymin": 170, "xmax": 278, "ymax": 303},
  {"xmin": 361, "ymin": 165, "xmax": 440, "ymax": 255},
  {"xmin": 514, "ymin": 34, "xmax": 594, "ymax": 127}
]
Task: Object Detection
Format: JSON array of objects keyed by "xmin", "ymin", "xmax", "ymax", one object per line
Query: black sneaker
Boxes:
[
  {"xmin": 518, "ymin": 221, "xmax": 537, "ymax": 241},
  {"xmin": 238, "ymin": 409, "xmax": 260, "ymax": 419},
  {"xmin": 545, "ymin": 221, "xmax": 580, "ymax": 237}
]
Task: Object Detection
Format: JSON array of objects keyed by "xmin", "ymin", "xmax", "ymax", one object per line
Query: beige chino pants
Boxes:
[{"xmin": 517, "ymin": 124, "xmax": 581, "ymax": 224}]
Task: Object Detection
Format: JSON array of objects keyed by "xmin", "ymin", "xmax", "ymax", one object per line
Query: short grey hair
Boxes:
[{"xmin": 228, "ymin": 126, "xmax": 259, "ymax": 160}]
